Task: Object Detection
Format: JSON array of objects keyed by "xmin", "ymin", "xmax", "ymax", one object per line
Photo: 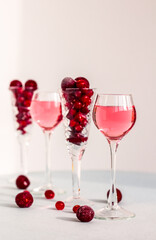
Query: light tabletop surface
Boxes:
[{"xmin": 0, "ymin": 170, "xmax": 155, "ymax": 240}]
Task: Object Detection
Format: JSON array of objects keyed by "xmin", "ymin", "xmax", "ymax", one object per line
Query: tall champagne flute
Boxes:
[
  {"xmin": 60, "ymin": 88, "xmax": 96, "ymax": 206},
  {"xmin": 93, "ymin": 94, "xmax": 136, "ymax": 220},
  {"xmin": 30, "ymin": 91, "xmax": 63, "ymax": 194}
]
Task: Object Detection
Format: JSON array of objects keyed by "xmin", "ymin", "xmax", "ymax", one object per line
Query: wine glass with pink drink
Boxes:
[
  {"xmin": 30, "ymin": 91, "xmax": 63, "ymax": 194},
  {"xmin": 93, "ymin": 94, "xmax": 136, "ymax": 220}
]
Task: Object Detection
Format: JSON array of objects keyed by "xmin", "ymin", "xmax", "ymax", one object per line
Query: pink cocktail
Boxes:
[
  {"xmin": 93, "ymin": 105, "xmax": 136, "ymax": 140},
  {"xmin": 30, "ymin": 91, "xmax": 63, "ymax": 194},
  {"xmin": 31, "ymin": 100, "xmax": 62, "ymax": 131}
]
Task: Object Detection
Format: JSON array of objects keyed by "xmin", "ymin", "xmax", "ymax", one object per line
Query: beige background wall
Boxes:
[{"xmin": 0, "ymin": 0, "xmax": 156, "ymax": 174}]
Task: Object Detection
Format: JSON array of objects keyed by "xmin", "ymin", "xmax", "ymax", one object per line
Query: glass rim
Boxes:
[
  {"xmin": 60, "ymin": 87, "xmax": 96, "ymax": 91},
  {"xmin": 33, "ymin": 90, "xmax": 60, "ymax": 94},
  {"xmin": 97, "ymin": 93, "xmax": 133, "ymax": 97}
]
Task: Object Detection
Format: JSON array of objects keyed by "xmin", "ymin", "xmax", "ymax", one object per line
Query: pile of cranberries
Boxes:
[
  {"xmin": 61, "ymin": 77, "xmax": 94, "ymax": 145},
  {"xmin": 9, "ymin": 79, "xmax": 38, "ymax": 134}
]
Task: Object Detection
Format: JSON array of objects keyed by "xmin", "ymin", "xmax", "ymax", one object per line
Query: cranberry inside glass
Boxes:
[
  {"xmin": 60, "ymin": 83, "xmax": 96, "ymax": 207},
  {"xmin": 30, "ymin": 91, "xmax": 64, "ymax": 195},
  {"xmin": 92, "ymin": 94, "xmax": 136, "ymax": 220},
  {"xmin": 9, "ymin": 80, "xmax": 38, "ymax": 177}
]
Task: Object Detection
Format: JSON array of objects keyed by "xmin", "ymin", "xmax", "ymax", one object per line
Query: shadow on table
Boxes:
[
  {"xmin": 57, "ymin": 216, "xmax": 78, "ymax": 222},
  {"xmin": 90, "ymin": 199, "xmax": 107, "ymax": 204},
  {"xmin": 0, "ymin": 203, "xmax": 17, "ymax": 208}
]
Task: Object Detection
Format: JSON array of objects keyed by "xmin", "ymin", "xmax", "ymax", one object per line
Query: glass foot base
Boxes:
[
  {"xmin": 65, "ymin": 196, "xmax": 94, "ymax": 207},
  {"xmin": 95, "ymin": 206, "xmax": 135, "ymax": 220},
  {"xmin": 32, "ymin": 183, "xmax": 65, "ymax": 196}
]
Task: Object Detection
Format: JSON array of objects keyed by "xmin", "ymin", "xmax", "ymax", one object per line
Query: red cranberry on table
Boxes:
[
  {"xmin": 76, "ymin": 205, "xmax": 94, "ymax": 222},
  {"xmin": 16, "ymin": 175, "xmax": 30, "ymax": 189},
  {"xmin": 25, "ymin": 80, "xmax": 38, "ymax": 91},
  {"xmin": 10, "ymin": 80, "xmax": 22, "ymax": 88},
  {"xmin": 15, "ymin": 191, "xmax": 33, "ymax": 208},
  {"xmin": 55, "ymin": 201, "xmax": 65, "ymax": 210},
  {"xmin": 75, "ymin": 77, "xmax": 90, "ymax": 88},
  {"xmin": 107, "ymin": 188, "xmax": 122, "ymax": 203},
  {"xmin": 61, "ymin": 77, "xmax": 76, "ymax": 90},
  {"xmin": 73, "ymin": 205, "xmax": 80, "ymax": 213},
  {"xmin": 45, "ymin": 190, "xmax": 55, "ymax": 199}
]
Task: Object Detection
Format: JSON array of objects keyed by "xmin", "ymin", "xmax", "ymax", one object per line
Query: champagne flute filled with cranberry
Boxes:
[
  {"xmin": 9, "ymin": 79, "xmax": 38, "ymax": 178},
  {"xmin": 60, "ymin": 77, "xmax": 96, "ymax": 206},
  {"xmin": 30, "ymin": 91, "xmax": 63, "ymax": 194},
  {"xmin": 93, "ymin": 94, "xmax": 136, "ymax": 220}
]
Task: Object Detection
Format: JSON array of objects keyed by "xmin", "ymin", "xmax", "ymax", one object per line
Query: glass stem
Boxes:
[
  {"xmin": 107, "ymin": 140, "xmax": 119, "ymax": 209},
  {"xmin": 71, "ymin": 147, "xmax": 84, "ymax": 199},
  {"xmin": 19, "ymin": 136, "xmax": 29, "ymax": 175},
  {"xmin": 44, "ymin": 130, "xmax": 52, "ymax": 185}
]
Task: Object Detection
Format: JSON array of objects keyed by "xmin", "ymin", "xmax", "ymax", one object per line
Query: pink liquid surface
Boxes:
[
  {"xmin": 93, "ymin": 105, "xmax": 136, "ymax": 140},
  {"xmin": 31, "ymin": 100, "xmax": 62, "ymax": 131}
]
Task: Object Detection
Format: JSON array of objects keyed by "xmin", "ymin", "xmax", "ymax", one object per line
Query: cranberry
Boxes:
[
  {"xmin": 55, "ymin": 201, "xmax": 65, "ymax": 210},
  {"xmin": 81, "ymin": 107, "xmax": 90, "ymax": 114},
  {"xmin": 81, "ymin": 119, "xmax": 88, "ymax": 127},
  {"xmin": 75, "ymin": 77, "xmax": 90, "ymax": 88},
  {"xmin": 69, "ymin": 119, "xmax": 77, "ymax": 127},
  {"xmin": 73, "ymin": 205, "xmax": 80, "ymax": 213},
  {"xmin": 23, "ymin": 90, "xmax": 33, "ymax": 100},
  {"xmin": 73, "ymin": 101, "xmax": 82, "ymax": 110},
  {"xmin": 16, "ymin": 175, "xmax": 30, "ymax": 189},
  {"xmin": 25, "ymin": 80, "xmax": 37, "ymax": 91},
  {"xmin": 10, "ymin": 80, "xmax": 22, "ymax": 88},
  {"xmin": 61, "ymin": 77, "xmax": 76, "ymax": 90},
  {"xmin": 23, "ymin": 100, "xmax": 31, "ymax": 107},
  {"xmin": 82, "ymin": 89, "xmax": 94, "ymax": 97},
  {"xmin": 74, "ymin": 113, "xmax": 86, "ymax": 123},
  {"xmin": 16, "ymin": 96, "xmax": 25, "ymax": 106},
  {"xmin": 66, "ymin": 109, "xmax": 76, "ymax": 119},
  {"xmin": 45, "ymin": 190, "xmax": 55, "ymax": 199},
  {"xmin": 76, "ymin": 205, "xmax": 94, "ymax": 222},
  {"xmin": 107, "ymin": 188, "xmax": 122, "ymax": 203},
  {"xmin": 75, "ymin": 125, "xmax": 83, "ymax": 132},
  {"xmin": 81, "ymin": 95, "xmax": 91, "ymax": 106},
  {"xmin": 75, "ymin": 90, "xmax": 82, "ymax": 98},
  {"xmin": 15, "ymin": 191, "xmax": 33, "ymax": 208},
  {"xmin": 67, "ymin": 135, "xmax": 88, "ymax": 145}
]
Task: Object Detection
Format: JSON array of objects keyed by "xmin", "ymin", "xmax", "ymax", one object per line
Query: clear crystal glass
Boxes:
[
  {"xmin": 30, "ymin": 91, "xmax": 64, "ymax": 195},
  {"xmin": 9, "ymin": 86, "xmax": 33, "ymax": 177},
  {"xmin": 92, "ymin": 94, "xmax": 136, "ymax": 220},
  {"xmin": 60, "ymin": 88, "xmax": 96, "ymax": 207}
]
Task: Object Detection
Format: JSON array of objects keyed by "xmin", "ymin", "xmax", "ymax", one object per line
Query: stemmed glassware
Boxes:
[
  {"xmin": 9, "ymin": 80, "xmax": 37, "ymax": 178},
  {"xmin": 92, "ymin": 94, "xmax": 136, "ymax": 220},
  {"xmin": 60, "ymin": 88, "xmax": 96, "ymax": 206},
  {"xmin": 30, "ymin": 91, "xmax": 63, "ymax": 194}
]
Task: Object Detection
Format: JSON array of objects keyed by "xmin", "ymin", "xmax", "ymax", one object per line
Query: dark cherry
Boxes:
[
  {"xmin": 15, "ymin": 191, "xmax": 33, "ymax": 208},
  {"xmin": 44, "ymin": 190, "xmax": 55, "ymax": 199},
  {"xmin": 76, "ymin": 205, "xmax": 94, "ymax": 222},
  {"xmin": 73, "ymin": 101, "xmax": 82, "ymax": 110},
  {"xmin": 107, "ymin": 188, "xmax": 122, "ymax": 203},
  {"xmin": 10, "ymin": 80, "xmax": 22, "ymax": 88},
  {"xmin": 75, "ymin": 77, "xmax": 90, "ymax": 88},
  {"xmin": 16, "ymin": 175, "xmax": 30, "ymax": 189},
  {"xmin": 55, "ymin": 201, "xmax": 65, "ymax": 210},
  {"xmin": 73, "ymin": 205, "xmax": 80, "ymax": 213},
  {"xmin": 25, "ymin": 80, "xmax": 37, "ymax": 91},
  {"xmin": 61, "ymin": 77, "xmax": 76, "ymax": 90}
]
